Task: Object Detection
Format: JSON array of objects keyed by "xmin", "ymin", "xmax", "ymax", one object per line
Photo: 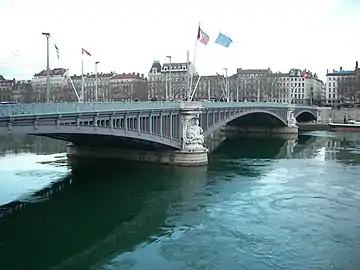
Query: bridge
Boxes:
[{"xmin": 0, "ymin": 101, "xmax": 318, "ymax": 166}]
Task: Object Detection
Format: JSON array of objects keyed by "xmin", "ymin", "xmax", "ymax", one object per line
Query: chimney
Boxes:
[
  {"xmin": 340, "ymin": 67, "xmax": 343, "ymax": 71},
  {"xmin": 141, "ymin": 73, "xmax": 144, "ymax": 78},
  {"xmin": 132, "ymin": 72, "xmax": 135, "ymax": 75},
  {"xmin": 356, "ymin": 61, "xmax": 358, "ymax": 70},
  {"xmin": 327, "ymin": 69, "xmax": 328, "ymax": 74},
  {"xmin": 137, "ymin": 73, "xmax": 140, "ymax": 77}
]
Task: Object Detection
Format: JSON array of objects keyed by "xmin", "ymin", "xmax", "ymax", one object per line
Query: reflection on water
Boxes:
[
  {"xmin": 0, "ymin": 133, "xmax": 360, "ymax": 270},
  {"xmin": 0, "ymin": 135, "xmax": 66, "ymax": 156},
  {"xmin": 0, "ymin": 136, "xmax": 68, "ymax": 206}
]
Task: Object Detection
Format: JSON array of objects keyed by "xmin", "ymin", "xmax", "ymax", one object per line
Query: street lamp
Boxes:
[
  {"xmin": 257, "ymin": 76, "xmax": 260, "ymax": 102},
  {"xmin": 166, "ymin": 55, "xmax": 172, "ymax": 100},
  {"xmin": 42, "ymin": 32, "xmax": 50, "ymax": 103},
  {"xmin": 95, "ymin": 61, "xmax": 100, "ymax": 102},
  {"xmin": 223, "ymin": 68, "xmax": 229, "ymax": 102}
]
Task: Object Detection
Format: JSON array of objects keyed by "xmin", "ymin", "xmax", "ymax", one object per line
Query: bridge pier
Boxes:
[{"xmin": 67, "ymin": 145, "xmax": 208, "ymax": 166}]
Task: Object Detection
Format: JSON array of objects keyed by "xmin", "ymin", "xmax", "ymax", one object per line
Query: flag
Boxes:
[
  {"xmin": 54, "ymin": 44, "xmax": 59, "ymax": 60},
  {"xmin": 197, "ymin": 26, "xmax": 209, "ymax": 45},
  {"xmin": 82, "ymin": 48, "xmax": 91, "ymax": 56},
  {"xmin": 215, "ymin": 32, "xmax": 233, "ymax": 48}
]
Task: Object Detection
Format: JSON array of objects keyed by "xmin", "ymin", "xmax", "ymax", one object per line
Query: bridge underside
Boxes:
[
  {"xmin": 296, "ymin": 111, "xmax": 317, "ymax": 122},
  {"xmin": 35, "ymin": 134, "xmax": 175, "ymax": 151},
  {"xmin": 227, "ymin": 112, "xmax": 287, "ymax": 127}
]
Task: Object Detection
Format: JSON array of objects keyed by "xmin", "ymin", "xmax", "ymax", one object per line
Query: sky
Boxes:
[{"xmin": 0, "ymin": 0, "xmax": 359, "ymax": 81}]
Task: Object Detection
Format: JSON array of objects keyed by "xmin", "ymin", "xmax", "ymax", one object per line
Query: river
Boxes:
[{"xmin": 0, "ymin": 132, "xmax": 359, "ymax": 270}]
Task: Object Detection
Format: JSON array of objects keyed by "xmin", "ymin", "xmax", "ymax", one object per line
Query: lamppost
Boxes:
[
  {"xmin": 257, "ymin": 76, "xmax": 260, "ymax": 102},
  {"xmin": 166, "ymin": 55, "xmax": 172, "ymax": 100},
  {"xmin": 223, "ymin": 68, "xmax": 229, "ymax": 102},
  {"xmin": 95, "ymin": 61, "xmax": 100, "ymax": 102},
  {"xmin": 42, "ymin": 32, "xmax": 50, "ymax": 103}
]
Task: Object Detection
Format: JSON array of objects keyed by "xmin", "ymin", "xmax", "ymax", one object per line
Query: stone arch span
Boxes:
[
  {"xmin": 203, "ymin": 109, "xmax": 287, "ymax": 136},
  {"xmin": 295, "ymin": 110, "xmax": 317, "ymax": 122},
  {"xmin": 1, "ymin": 125, "xmax": 181, "ymax": 150}
]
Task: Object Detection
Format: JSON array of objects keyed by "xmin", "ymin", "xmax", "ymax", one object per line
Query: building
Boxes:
[
  {"xmin": 271, "ymin": 69, "xmax": 324, "ymax": 105},
  {"xmin": 0, "ymin": 76, "xmax": 15, "ymax": 102},
  {"xmin": 110, "ymin": 73, "xmax": 147, "ymax": 101},
  {"xmin": 71, "ymin": 72, "xmax": 147, "ymax": 102},
  {"xmin": 325, "ymin": 61, "xmax": 360, "ymax": 106},
  {"xmin": 71, "ymin": 72, "xmax": 115, "ymax": 102},
  {"xmin": 31, "ymin": 68, "xmax": 148, "ymax": 102},
  {"xmin": 148, "ymin": 60, "xmax": 194, "ymax": 101},
  {"xmin": 31, "ymin": 68, "xmax": 68, "ymax": 102},
  {"xmin": 12, "ymin": 80, "xmax": 33, "ymax": 103},
  {"xmin": 193, "ymin": 75, "xmax": 226, "ymax": 101},
  {"xmin": 228, "ymin": 67, "xmax": 324, "ymax": 105},
  {"xmin": 230, "ymin": 68, "xmax": 279, "ymax": 102},
  {"xmin": 148, "ymin": 60, "xmax": 229, "ymax": 101}
]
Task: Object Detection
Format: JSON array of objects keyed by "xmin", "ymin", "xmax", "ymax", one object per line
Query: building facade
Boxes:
[
  {"xmin": 0, "ymin": 76, "xmax": 33, "ymax": 103},
  {"xmin": 148, "ymin": 60, "xmax": 227, "ymax": 101},
  {"xmin": 148, "ymin": 60, "xmax": 191, "ymax": 101},
  {"xmin": 31, "ymin": 68, "xmax": 68, "ymax": 102},
  {"xmin": 227, "ymin": 68, "xmax": 324, "ymax": 105},
  {"xmin": 271, "ymin": 69, "xmax": 324, "ymax": 105},
  {"xmin": 31, "ymin": 68, "xmax": 148, "ymax": 103},
  {"xmin": 0, "ymin": 76, "xmax": 15, "ymax": 101},
  {"xmin": 325, "ymin": 61, "xmax": 360, "ymax": 106},
  {"xmin": 230, "ymin": 68, "xmax": 276, "ymax": 102}
]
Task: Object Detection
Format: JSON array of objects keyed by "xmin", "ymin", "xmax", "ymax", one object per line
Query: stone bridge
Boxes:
[{"xmin": 0, "ymin": 101, "xmax": 318, "ymax": 166}]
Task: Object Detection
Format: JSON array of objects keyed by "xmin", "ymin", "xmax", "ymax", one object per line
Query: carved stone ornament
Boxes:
[
  {"xmin": 287, "ymin": 111, "xmax": 298, "ymax": 128},
  {"xmin": 183, "ymin": 115, "xmax": 206, "ymax": 151}
]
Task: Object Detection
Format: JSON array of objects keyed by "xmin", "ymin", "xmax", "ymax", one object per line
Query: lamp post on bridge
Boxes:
[
  {"xmin": 166, "ymin": 55, "xmax": 172, "ymax": 100},
  {"xmin": 223, "ymin": 68, "xmax": 229, "ymax": 102},
  {"xmin": 42, "ymin": 32, "xmax": 50, "ymax": 103},
  {"xmin": 95, "ymin": 61, "xmax": 100, "ymax": 102},
  {"xmin": 257, "ymin": 76, "xmax": 260, "ymax": 102}
]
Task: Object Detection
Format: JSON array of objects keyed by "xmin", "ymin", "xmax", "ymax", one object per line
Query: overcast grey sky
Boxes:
[{"xmin": 0, "ymin": 0, "xmax": 359, "ymax": 80}]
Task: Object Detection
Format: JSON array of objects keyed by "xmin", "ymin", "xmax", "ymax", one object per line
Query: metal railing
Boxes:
[
  {"xmin": 0, "ymin": 101, "xmax": 317, "ymax": 117},
  {"xmin": 0, "ymin": 101, "xmax": 182, "ymax": 117}
]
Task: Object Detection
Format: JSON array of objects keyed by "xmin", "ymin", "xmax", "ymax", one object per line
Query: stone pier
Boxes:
[{"xmin": 67, "ymin": 101, "xmax": 209, "ymax": 166}]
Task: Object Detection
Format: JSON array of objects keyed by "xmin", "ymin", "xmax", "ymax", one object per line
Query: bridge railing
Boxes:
[
  {"xmin": 200, "ymin": 101, "xmax": 289, "ymax": 109},
  {"xmin": 0, "ymin": 101, "xmax": 317, "ymax": 117},
  {"xmin": 0, "ymin": 101, "xmax": 181, "ymax": 117}
]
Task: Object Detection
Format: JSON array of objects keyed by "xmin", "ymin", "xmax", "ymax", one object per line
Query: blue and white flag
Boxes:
[{"xmin": 215, "ymin": 32, "xmax": 233, "ymax": 48}]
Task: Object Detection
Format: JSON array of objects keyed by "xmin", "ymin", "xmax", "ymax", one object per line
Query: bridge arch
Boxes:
[
  {"xmin": 203, "ymin": 109, "xmax": 287, "ymax": 136},
  {"xmin": 295, "ymin": 110, "xmax": 317, "ymax": 122},
  {"xmin": 2, "ymin": 125, "xmax": 181, "ymax": 150}
]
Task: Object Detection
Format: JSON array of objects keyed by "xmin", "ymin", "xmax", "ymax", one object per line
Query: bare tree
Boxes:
[{"xmin": 337, "ymin": 74, "xmax": 360, "ymax": 105}]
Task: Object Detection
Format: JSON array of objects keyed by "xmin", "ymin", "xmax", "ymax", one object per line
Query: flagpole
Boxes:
[
  {"xmin": 189, "ymin": 21, "xmax": 200, "ymax": 101},
  {"xmin": 186, "ymin": 50, "xmax": 190, "ymax": 100},
  {"xmin": 81, "ymin": 51, "xmax": 84, "ymax": 103}
]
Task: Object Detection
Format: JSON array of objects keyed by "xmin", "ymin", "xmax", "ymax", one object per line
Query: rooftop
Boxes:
[
  {"xmin": 34, "ymin": 68, "xmax": 67, "ymax": 77},
  {"xmin": 112, "ymin": 73, "xmax": 145, "ymax": 80}
]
